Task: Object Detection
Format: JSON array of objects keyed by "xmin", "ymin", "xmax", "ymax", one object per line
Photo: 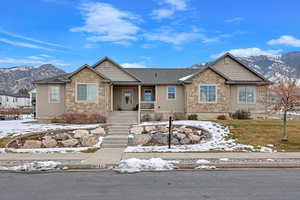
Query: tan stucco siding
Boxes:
[
  {"xmin": 211, "ymin": 56, "xmax": 262, "ymax": 81},
  {"xmin": 94, "ymin": 61, "xmax": 136, "ymax": 81},
  {"xmin": 36, "ymin": 84, "xmax": 65, "ymax": 119},
  {"xmin": 185, "ymin": 68, "xmax": 230, "ymax": 113},
  {"xmin": 65, "ymin": 68, "xmax": 110, "ymax": 116},
  {"xmin": 156, "ymin": 85, "xmax": 185, "ymax": 113},
  {"xmin": 229, "ymin": 85, "xmax": 268, "ymax": 113}
]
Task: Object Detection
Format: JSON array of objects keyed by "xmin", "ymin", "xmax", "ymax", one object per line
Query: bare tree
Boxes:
[{"xmin": 268, "ymin": 63, "xmax": 300, "ymax": 141}]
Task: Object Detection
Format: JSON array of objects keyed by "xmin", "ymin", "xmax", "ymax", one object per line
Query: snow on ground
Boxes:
[
  {"xmin": 219, "ymin": 158, "xmax": 229, "ymax": 161},
  {"xmin": 114, "ymin": 158, "xmax": 175, "ymax": 173},
  {"xmin": 196, "ymin": 159, "xmax": 211, "ymax": 164},
  {"xmin": 125, "ymin": 120, "xmax": 273, "ymax": 153},
  {"xmin": 0, "ymin": 137, "xmax": 103, "ymax": 153},
  {"xmin": 0, "ymin": 161, "xmax": 61, "ymax": 172},
  {"xmin": 0, "ymin": 119, "xmax": 99, "ymax": 138},
  {"xmin": 195, "ymin": 165, "xmax": 216, "ymax": 170}
]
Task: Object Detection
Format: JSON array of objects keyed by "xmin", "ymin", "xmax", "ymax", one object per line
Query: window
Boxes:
[
  {"xmin": 167, "ymin": 87, "xmax": 176, "ymax": 100},
  {"xmin": 199, "ymin": 85, "xmax": 217, "ymax": 103},
  {"xmin": 49, "ymin": 86, "xmax": 60, "ymax": 103},
  {"xmin": 238, "ymin": 86, "xmax": 256, "ymax": 104},
  {"xmin": 77, "ymin": 83, "xmax": 97, "ymax": 102},
  {"xmin": 143, "ymin": 90, "xmax": 152, "ymax": 101}
]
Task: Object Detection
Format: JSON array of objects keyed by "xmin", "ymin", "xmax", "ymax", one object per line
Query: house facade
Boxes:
[
  {"xmin": 0, "ymin": 91, "xmax": 30, "ymax": 108},
  {"xmin": 34, "ymin": 53, "xmax": 270, "ymax": 122}
]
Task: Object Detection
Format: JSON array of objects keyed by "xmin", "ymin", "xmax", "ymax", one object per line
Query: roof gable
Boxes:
[
  {"xmin": 68, "ymin": 64, "xmax": 111, "ymax": 81},
  {"xmin": 92, "ymin": 57, "xmax": 141, "ymax": 82}
]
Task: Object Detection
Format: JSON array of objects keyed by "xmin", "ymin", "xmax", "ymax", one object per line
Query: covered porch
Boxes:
[{"xmin": 109, "ymin": 84, "xmax": 157, "ymax": 122}]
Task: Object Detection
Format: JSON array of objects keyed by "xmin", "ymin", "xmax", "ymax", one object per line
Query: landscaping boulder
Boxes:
[
  {"xmin": 130, "ymin": 126, "xmax": 144, "ymax": 134},
  {"xmin": 54, "ymin": 133, "xmax": 70, "ymax": 140},
  {"xmin": 152, "ymin": 133, "xmax": 169, "ymax": 145},
  {"xmin": 133, "ymin": 134, "xmax": 152, "ymax": 145},
  {"xmin": 90, "ymin": 127, "xmax": 106, "ymax": 136},
  {"xmin": 171, "ymin": 137, "xmax": 180, "ymax": 145},
  {"xmin": 42, "ymin": 137, "xmax": 58, "ymax": 148},
  {"xmin": 61, "ymin": 139, "xmax": 79, "ymax": 147},
  {"xmin": 158, "ymin": 126, "xmax": 169, "ymax": 133},
  {"xmin": 174, "ymin": 132, "xmax": 186, "ymax": 140},
  {"xmin": 81, "ymin": 136, "xmax": 98, "ymax": 147},
  {"xmin": 73, "ymin": 130, "xmax": 89, "ymax": 138},
  {"xmin": 180, "ymin": 137, "xmax": 190, "ymax": 145},
  {"xmin": 188, "ymin": 134, "xmax": 201, "ymax": 143},
  {"xmin": 145, "ymin": 126, "xmax": 156, "ymax": 132},
  {"xmin": 22, "ymin": 140, "xmax": 42, "ymax": 149}
]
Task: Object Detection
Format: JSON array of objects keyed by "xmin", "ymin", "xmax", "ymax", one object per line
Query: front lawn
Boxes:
[{"xmin": 215, "ymin": 120, "xmax": 300, "ymax": 152}]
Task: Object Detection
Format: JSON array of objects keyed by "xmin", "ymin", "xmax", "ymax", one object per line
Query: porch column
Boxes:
[
  {"xmin": 138, "ymin": 85, "xmax": 141, "ymax": 123},
  {"xmin": 110, "ymin": 85, "xmax": 113, "ymax": 111}
]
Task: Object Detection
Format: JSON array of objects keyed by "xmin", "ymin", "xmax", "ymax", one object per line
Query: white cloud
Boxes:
[
  {"xmin": 0, "ymin": 29, "xmax": 66, "ymax": 48},
  {"xmin": 70, "ymin": 2, "xmax": 140, "ymax": 45},
  {"xmin": 0, "ymin": 38, "xmax": 54, "ymax": 51},
  {"xmin": 144, "ymin": 27, "xmax": 217, "ymax": 46},
  {"xmin": 210, "ymin": 48, "xmax": 282, "ymax": 58},
  {"xmin": 225, "ymin": 17, "xmax": 244, "ymax": 23},
  {"xmin": 122, "ymin": 62, "xmax": 147, "ymax": 68},
  {"xmin": 267, "ymin": 35, "xmax": 300, "ymax": 47},
  {"xmin": 0, "ymin": 56, "xmax": 70, "ymax": 67},
  {"xmin": 151, "ymin": 0, "xmax": 187, "ymax": 19}
]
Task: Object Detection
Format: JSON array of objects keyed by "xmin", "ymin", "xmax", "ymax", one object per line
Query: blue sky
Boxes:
[{"xmin": 0, "ymin": 0, "xmax": 300, "ymax": 72}]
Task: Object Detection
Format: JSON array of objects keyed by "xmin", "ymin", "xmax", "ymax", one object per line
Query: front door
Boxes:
[{"xmin": 122, "ymin": 89, "xmax": 134, "ymax": 110}]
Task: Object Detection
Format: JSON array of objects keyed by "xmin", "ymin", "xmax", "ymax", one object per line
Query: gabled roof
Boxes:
[
  {"xmin": 91, "ymin": 56, "xmax": 141, "ymax": 82},
  {"xmin": 67, "ymin": 64, "xmax": 111, "ymax": 81}
]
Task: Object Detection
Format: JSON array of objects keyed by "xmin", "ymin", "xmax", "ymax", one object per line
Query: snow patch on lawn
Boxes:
[
  {"xmin": 114, "ymin": 158, "xmax": 175, "ymax": 173},
  {"xmin": 0, "ymin": 119, "xmax": 99, "ymax": 138},
  {"xmin": 219, "ymin": 158, "xmax": 229, "ymax": 161},
  {"xmin": 0, "ymin": 137, "xmax": 103, "ymax": 153},
  {"xmin": 0, "ymin": 161, "xmax": 61, "ymax": 172},
  {"xmin": 196, "ymin": 159, "xmax": 211, "ymax": 164},
  {"xmin": 195, "ymin": 165, "xmax": 216, "ymax": 170},
  {"xmin": 125, "ymin": 120, "xmax": 266, "ymax": 153}
]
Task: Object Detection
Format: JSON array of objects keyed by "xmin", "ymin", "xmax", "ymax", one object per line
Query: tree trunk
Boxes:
[{"xmin": 282, "ymin": 111, "xmax": 288, "ymax": 141}]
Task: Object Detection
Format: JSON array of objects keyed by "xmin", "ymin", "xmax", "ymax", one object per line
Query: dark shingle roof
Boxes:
[
  {"xmin": 124, "ymin": 68, "xmax": 200, "ymax": 84},
  {"xmin": 33, "ymin": 73, "xmax": 71, "ymax": 84}
]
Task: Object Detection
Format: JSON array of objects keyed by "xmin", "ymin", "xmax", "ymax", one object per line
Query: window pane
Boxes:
[
  {"xmin": 144, "ymin": 90, "xmax": 152, "ymax": 101},
  {"xmin": 200, "ymin": 86, "xmax": 216, "ymax": 102},
  {"xmin": 77, "ymin": 84, "xmax": 87, "ymax": 101},
  {"xmin": 208, "ymin": 86, "xmax": 216, "ymax": 102},
  {"xmin": 167, "ymin": 87, "xmax": 176, "ymax": 99},
  {"xmin": 239, "ymin": 86, "xmax": 255, "ymax": 103},
  {"xmin": 50, "ymin": 86, "xmax": 59, "ymax": 102},
  {"xmin": 246, "ymin": 87, "xmax": 255, "ymax": 103},
  {"xmin": 87, "ymin": 84, "xmax": 96, "ymax": 101}
]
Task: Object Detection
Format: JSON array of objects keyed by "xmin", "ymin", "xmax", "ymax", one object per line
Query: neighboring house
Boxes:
[
  {"xmin": 0, "ymin": 91, "xmax": 30, "ymax": 108},
  {"xmin": 29, "ymin": 88, "xmax": 37, "ymax": 107},
  {"xmin": 33, "ymin": 53, "xmax": 271, "ymax": 122}
]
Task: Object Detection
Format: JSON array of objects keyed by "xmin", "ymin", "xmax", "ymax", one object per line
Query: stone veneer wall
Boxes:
[
  {"xmin": 65, "ymin": 68, "xmax": 110, "ymax": 117},
  {"xmin": 185, "ymin": 68, "xmax": 230, "ymax": 117}
]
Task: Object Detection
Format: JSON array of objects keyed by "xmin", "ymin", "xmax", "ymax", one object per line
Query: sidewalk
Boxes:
[{"xmin": 1, "ymin": 150, "xmax": 300, "ymax": 170}]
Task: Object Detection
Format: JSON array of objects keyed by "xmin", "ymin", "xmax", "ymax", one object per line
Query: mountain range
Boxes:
[
  {"xmin": 0, "ymin": 64, "xmax": 65, "ymax": 94},
  {"xmin": 0, "ymin": 51, "xmax": 300, "ymax": 94}
]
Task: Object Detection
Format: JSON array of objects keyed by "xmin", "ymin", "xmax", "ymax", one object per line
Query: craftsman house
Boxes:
[{"xmin": 34, "ymin": 53, "xmax": 270, "ymax": 122}]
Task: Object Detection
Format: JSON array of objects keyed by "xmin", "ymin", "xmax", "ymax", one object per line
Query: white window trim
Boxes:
[
  {"xmin": 48, "ymin": 86, "xmax": 60, "ymax": 104},
  {"xmin": 167, "ymin": 86, "xmax": 176, "ymax": 100},
  {"xmin": 75, "ymin": 82, "xmax": 98, "ymax": 103},
  {"xmin": 143, "ymin": 88, "xmax": 153, "ymax": 102},
  {"xmin": 237, "ymin": 86, "xmax": 256, "ymax": 104},
  {"xmin": 198, "ymin": 84, "xmax": 218, "ymax": 103}
]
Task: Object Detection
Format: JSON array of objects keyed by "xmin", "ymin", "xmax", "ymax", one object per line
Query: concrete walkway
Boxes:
[{"xmin": 1, "ymin": 151, "xmax": 300, "ymax": 169}]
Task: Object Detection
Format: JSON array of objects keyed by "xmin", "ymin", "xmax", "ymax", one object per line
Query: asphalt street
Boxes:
[{"xmin": 1, "ymin": 169, "xmax": 300, "ymax": 200}]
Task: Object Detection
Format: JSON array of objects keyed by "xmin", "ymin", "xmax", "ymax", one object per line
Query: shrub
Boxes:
[
  {"xmin": 142, "ymin": 114, "xmax": 152, "ymax": 122},
  {"xmin": 90, "ymin": 114, "xmax": 107, "ymax": 123},
  {"xmin": 154, "ymin": 113, "xmax": 163, "ymax": 121},
  {"xmin": 187, "ymin": 114, "xmax": 198, "ymax": 120},
  {"xmin": 58, "ymin": 113, "xmax": 106, "ymax": 124},
  {"xmin": 217, "ymin": 115, "xmax": 227, "ymax": 120},
  {"xmin": 173, "ymin": 112, "xmax": 185, "ymax": 120},
  {"xmin": 231, "ymin": 110, "xmax": 251, "ymax": 120}
]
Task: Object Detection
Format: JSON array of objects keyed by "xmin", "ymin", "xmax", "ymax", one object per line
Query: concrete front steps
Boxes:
[{"xmin": 102, "ymin": 111, "xmax": 137, "ymax": 148}]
